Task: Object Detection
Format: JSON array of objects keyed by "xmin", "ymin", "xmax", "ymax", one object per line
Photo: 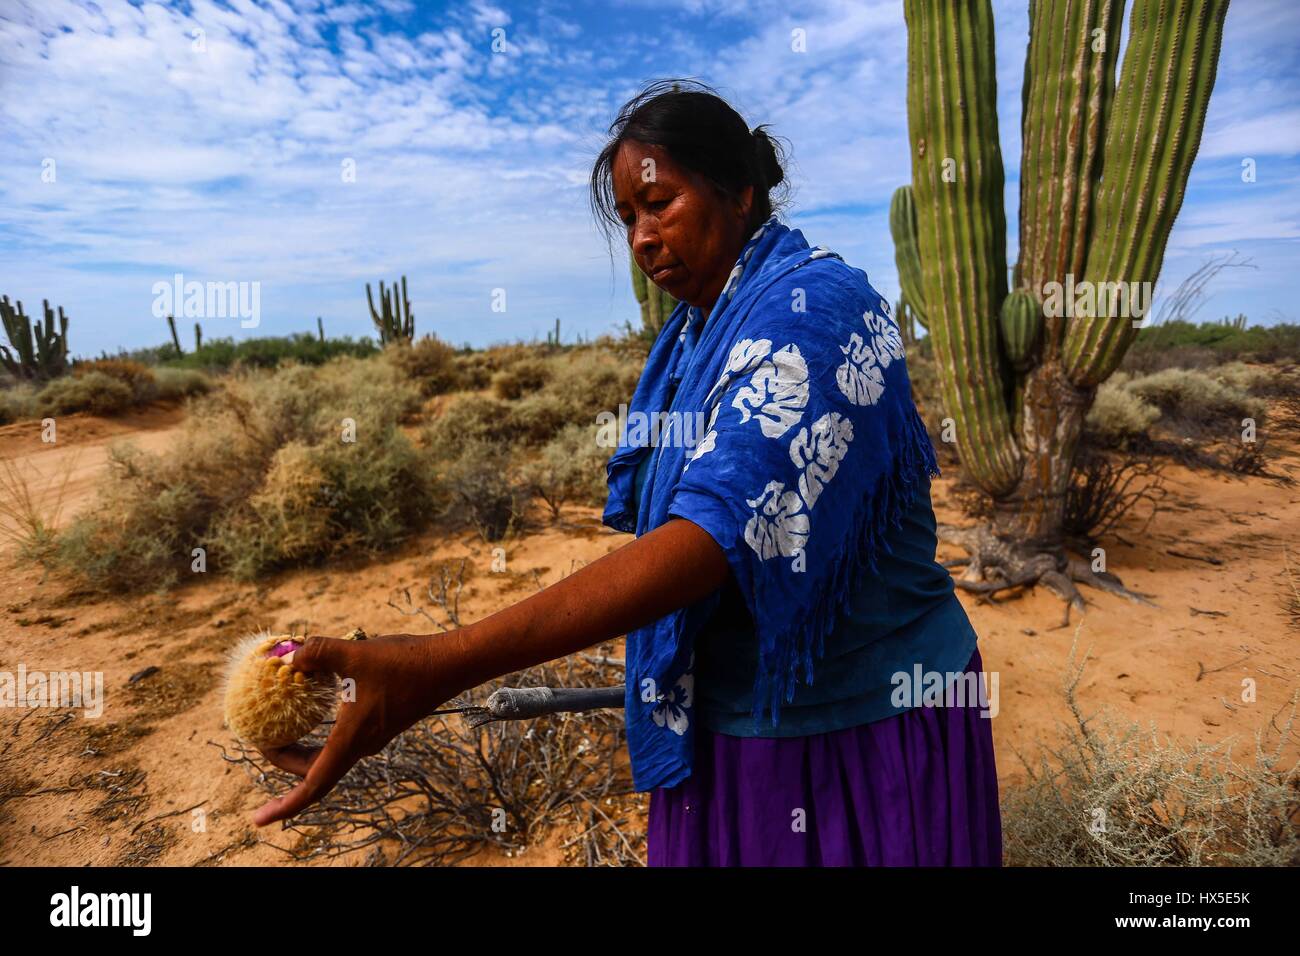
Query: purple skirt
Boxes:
[{"xmin": 646, "ymin": 646, "xmax": 1001, "ymax": 866}]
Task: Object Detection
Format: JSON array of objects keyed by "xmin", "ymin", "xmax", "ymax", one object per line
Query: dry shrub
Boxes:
[
  {"xmin": 492, "ymin": 357, "xmax": 552, "ymax": 400},
  {"xmin": 436, "ymin": 438, "xmax": 528, "ymax": 541},
  {"xmin": 211, "ymin": 442, "xmax": 333, "ymax": 579},
  {"xmin": 1124, "ymin": 367, "xmax": 1265, "ymax": 435},
  {"xmin": 949, "ymin": 473, "xmax": 995, "ymax": 520},
  {"xmin": 0, "ymin": 455, "xmax": 76, "ymax": 560},
  {"xmin": 1207, "ymin": 361, "xmax": 1276, "ymax": 396},
  {"xmin": 1285, "ymin": 549, "xmax": 1300, "ymax": 632},
  {"xmin": 1120, "ymin": 344, "xmax": 1221, "ymax": 375},
  {"xmin": 1085, "ymin": 377, "xmax": 1161, "ymax": 449},
  {"xmin": 74, "ymin": 358, "xmax": 156, "ymax": 400},
  {"xmin": 508, "ymin": 392, "xmax": 571, "ymax": 446},
  {"xmin": 152, "ymin": 366, "xmax": 212, "ymax": 401},
  {"xmin": 453, "ymin": 352, "xmax": 494, "ymax": 390},
  {"xmin": 424, "ymin": 394, "xmax": 521, "ymax": 454},
  {"xmin": 216, "ymin": 653, "xmax": 640, "ymax": 866},
  {"xmin": 385, "ymin": 335, "xmax": 463, "ymax": 397},
  {"xmin": 542, "ymin": 350, "xmax": 641, "ymax": 423},
  {"xmin": 1002, "ymin": 636, "xmax": 1299, "ymax": 866},
  {"xmin": 521, "ymin": 423, "xmax": 610, "ymax": 520},
  {"xmin": 35, "ymin": 371, "xmax": 135, "ymax": 417},
  {"xmin": 55, "ymin": 356, "xmax": 433, "ymax": 590},
  {"xmin": 1064, "ymin": 448, "xmax": 1166, "ymax": 542},
  {"xmin": 55, "ymin": 398, "xmax": 268, "ymax": 591},
  {"xmin": 0, "ymin": 384, "xmax": 37, "ymax": 424},
  {"xmin": 484, "ymin": 342, "xmax": 540, "ymax": 370}
]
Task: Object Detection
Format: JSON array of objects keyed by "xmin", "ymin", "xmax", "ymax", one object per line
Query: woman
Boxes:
[{"xmin": 253, "ymin": 79, "xmax": 1002, "ymax": 867}]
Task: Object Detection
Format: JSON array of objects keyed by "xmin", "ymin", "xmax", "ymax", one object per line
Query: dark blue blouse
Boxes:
[{"xmin": 632, "ymin": 449, "xmax": 978, "ymax": 737}]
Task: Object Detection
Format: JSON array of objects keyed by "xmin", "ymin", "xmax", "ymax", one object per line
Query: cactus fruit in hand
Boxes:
[{"xmin": 222, "ymin": 627, "xmax": 366, "ymax": 750}]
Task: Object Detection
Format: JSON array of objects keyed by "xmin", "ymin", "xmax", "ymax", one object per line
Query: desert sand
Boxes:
[{"xmin": 1, "ymin": 400, "xmax": 1296, "ymax": 866}]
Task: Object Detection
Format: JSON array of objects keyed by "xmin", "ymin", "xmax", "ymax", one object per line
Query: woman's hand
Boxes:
[
  {"xmin": 248, "ymin": 517, "xmax": 729, "ymax": 828},
  {"xmin": 251, "ymin": 631, "xmax": 469, "ymax": 828}
]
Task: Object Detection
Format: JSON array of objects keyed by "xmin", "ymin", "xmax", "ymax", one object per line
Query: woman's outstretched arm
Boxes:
[
  {"xmin": 451, "ymin": 517, "xmax": 729, "ymax": 688},
  {"xmin": 252, "ymin": 517, "xmax": 729, "ymax": 827}
]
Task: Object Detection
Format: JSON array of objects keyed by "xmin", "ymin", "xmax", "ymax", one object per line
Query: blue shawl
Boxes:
[{"xmin": 603, "ymin": 213, "xmax": 940, "ymax": 792}]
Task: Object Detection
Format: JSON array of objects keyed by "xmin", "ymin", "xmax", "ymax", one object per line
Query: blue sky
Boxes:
[{"xmin": 1, "ymin": 0, "xmax": 1298, "ymax": 358}]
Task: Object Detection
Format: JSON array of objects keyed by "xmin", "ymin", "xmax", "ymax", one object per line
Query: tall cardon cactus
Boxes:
[
  {"xmin": 367, "ymin": 275, "xmax": 415, "ymax": 344},
  {"xmin": 892, "ymin": 0, "xmax": 1229, "ymax": 612},
  {"xmin": 630, "ymin": 250, "xmax": 677, "ymax": 338},
  {"xmin": 1, "ymin": 296, "xmax": 69, "ymax": 380}
]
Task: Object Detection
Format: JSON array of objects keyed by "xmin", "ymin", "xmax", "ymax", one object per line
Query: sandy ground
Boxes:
[{"xmin": 0, "ymin": 401, "xmax": 1297, "ymax": 866}]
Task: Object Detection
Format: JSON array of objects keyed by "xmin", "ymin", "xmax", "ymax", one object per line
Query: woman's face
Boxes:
[{"xmin": 612, "ymin": 138, "xmax": 754, "ymax": 312}]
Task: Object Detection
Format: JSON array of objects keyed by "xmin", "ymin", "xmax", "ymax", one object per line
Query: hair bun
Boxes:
[{"xmin": 752, "ymin": 127, "xmax": 785, "ymax": 189}]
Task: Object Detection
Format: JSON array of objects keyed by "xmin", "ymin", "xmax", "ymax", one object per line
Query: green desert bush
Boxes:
[
  {"xmin": 1085, "ymin": 377, "xmax": 1161, "ymax": 449},
  {"xmin": 35, "ymin": 371, "xmax": 135, "ymax": 417},
  {"xmin": 211, "ymin": 426, "xmax": 435, "ymax": 580},
  {"xmin": 385, "ymin": 335, "xmax": 463, "ymax": 397},
  {"xmin": 54, "ymin": 355, "xmax": 432, "ymax": 589},
  {"xmin": 1127, "ymin": 320, "xmax": 1300, "ymax": 365},
  {"xmin": 521, "ymin": 423, "xmax": 610, "ymax": 520},
  {"xmin": 1002, "ymin": 639, "xmax": 1299, "ymax": 866},
  {"xmin": 163, "ymin": 333, "xmax": 378, "ymax": 371}
]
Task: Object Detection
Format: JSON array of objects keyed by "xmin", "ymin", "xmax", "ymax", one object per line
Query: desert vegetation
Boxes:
[
  {"xmin": 3, "ymin": 296, "xmax": 1296, "ymax": 867},
  {"xmin": 2, "ymin": 0, "xmax": 1296, "ymax": 871}
]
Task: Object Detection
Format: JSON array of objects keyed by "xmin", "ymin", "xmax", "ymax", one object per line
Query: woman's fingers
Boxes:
[
  {"xmin": 259, "ymin": 742, "xmax": 322, "ymax": 778},
  {"xmin": 285, "ymin": 635, "xmax": 348, "ymax": 674},
  {"xmin": 253, "ymin": 723, "xmax": 360, "ymax": 827}
]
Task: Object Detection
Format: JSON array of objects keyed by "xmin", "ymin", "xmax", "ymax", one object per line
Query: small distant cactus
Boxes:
[
  {"xmin": 1, "ymin": 296, "xmax": 69, "ymax": 380},
  {"xmin": 366, "ymin": 275, "xmax": 415, "ymax": 344},
  {"xmin": 1219, "ymin": 313, "xmax": 1247, "ymax": 331},
  {"xmin": 546, "ymin": 317, "xmax": 561, "ymax": 348},
  {"xmin": 317, "ymin": 316, "xmax": 326, "ymax": 343},
  {"xmin": 166, "ymin": 314, "xmax": 183, "ymax": 356},
  {"xmin": 631, "ymin": 251, "xmax": 677, "ymax": 337},
  {"xmin": 194, "ymin": 322, "xmax": 203, "ymax": 352}
]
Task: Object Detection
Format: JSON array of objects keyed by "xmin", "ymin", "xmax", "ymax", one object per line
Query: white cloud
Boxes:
[{"xmin": 0, "ymin": 0, "xmax": 1296, "ymax": 360}]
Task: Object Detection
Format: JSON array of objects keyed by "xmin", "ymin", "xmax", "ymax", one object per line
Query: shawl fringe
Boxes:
[{"xmin": 749, "ymin": 400, "xmax": 941, "ymax": 727}]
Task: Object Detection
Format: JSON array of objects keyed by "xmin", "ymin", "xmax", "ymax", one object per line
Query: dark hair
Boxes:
[{"xmin": 589, "ymin": 78, "xmax": 789, "ymax": 246}]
